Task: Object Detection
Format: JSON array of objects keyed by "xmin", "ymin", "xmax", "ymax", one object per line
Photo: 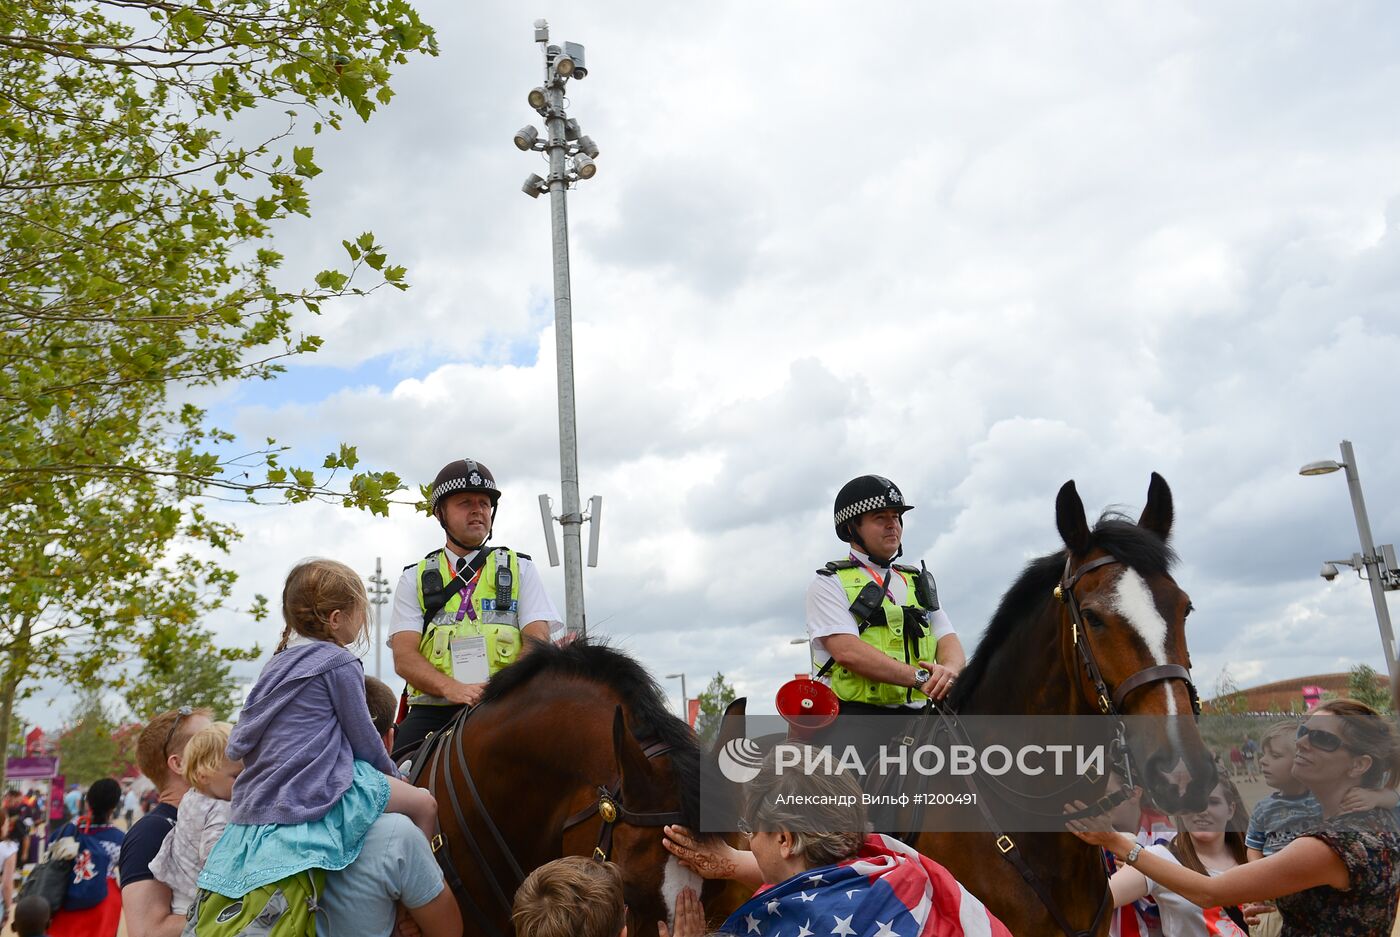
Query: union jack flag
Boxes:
[
  {"xmin": 721, "ymin": 834, "xmax": 1011, "ymax": 937},
  {"xmin": 72, "ymin": 848, "xmax": 98, "ymax": 883}
]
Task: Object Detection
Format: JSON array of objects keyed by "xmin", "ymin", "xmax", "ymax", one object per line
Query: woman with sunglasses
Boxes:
[{"xmin": 1068, "ymin": 699, "xmax": 1400, "ymax": 937}]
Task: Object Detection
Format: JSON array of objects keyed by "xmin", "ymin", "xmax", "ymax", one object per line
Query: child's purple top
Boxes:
[{"xmin": 227, "ymin": 640, "xmax": 397, "ymax": 826}]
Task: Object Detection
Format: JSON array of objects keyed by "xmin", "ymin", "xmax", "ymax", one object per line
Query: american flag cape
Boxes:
[{"xmin": 721, "ymin": 834, "xmax": 1011, "ymax": 937}]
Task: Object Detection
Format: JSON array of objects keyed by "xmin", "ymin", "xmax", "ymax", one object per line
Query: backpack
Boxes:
[
  {"xmin": 64, "ymin": 818, "xmax": 114, "ymax": 910},
  {"xmin": 16, "ymin": 853, "xmax": 70, "ymax": 911},
  {"xmin": 182, "ymin": 869, "xmax": 326, "ymax": 937}
]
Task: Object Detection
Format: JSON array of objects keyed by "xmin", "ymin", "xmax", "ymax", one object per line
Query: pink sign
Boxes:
[{"xmin": 1303, "ymin": 685, "xmax": 1323, "ymax": 710}]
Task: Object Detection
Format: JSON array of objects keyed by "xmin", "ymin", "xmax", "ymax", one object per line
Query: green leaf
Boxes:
[
  {"xmin": 314, "ymin": 269, "xmax": 349, "ymax": 291},
  {"xmin": 292, "ymin": 146, "xmax": 321, "ymax": 178}
]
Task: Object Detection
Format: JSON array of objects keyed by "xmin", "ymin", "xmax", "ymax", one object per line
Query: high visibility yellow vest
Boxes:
[
  {"xmin": 822, "ymin": 560, "xmax": 938, "ymax": 707},
  {"xmin": 407, "ymin": 548, "xmax": 523, "ymax": 705}
]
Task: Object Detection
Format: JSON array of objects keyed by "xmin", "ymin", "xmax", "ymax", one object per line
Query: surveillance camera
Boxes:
[{"xmin": 1320, "ymin": 562, "xmax": 1340, "ymax": 582}]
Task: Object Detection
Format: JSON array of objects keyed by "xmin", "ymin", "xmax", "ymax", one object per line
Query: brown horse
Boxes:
[
  {"xmin": 420, "ymin": 640, "xmax": 727, "ymax": 937},
  {"xmin": 912, "ymin": 473, "xmax": 1216, "ymax": 936}
]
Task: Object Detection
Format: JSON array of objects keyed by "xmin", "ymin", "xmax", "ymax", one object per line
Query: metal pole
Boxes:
[
  {"xmin": 367, "ymin": 557, "xmax": 391, "ymax": 680},
  {"xmin": 1338, "ymin": 440, "xmax": 1398, "ymax": 680},
  {"xmin": 544, "ymin": 60, "xmax": 587, "ymax": 639},
  {"xmin": 666, "ymin": 672, "xmax": 688, "ymax": 716},
  {"xmin": 374, "ymin": 557, "xmax": 383, "ymax": 679}
]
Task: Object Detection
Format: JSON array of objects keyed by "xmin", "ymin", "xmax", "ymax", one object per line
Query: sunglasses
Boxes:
[
  {"xmin": 163, "ymin": 706, "xmax": 194, "ymax": 758},
  {"xmin": 1296, "ymin": 724, "xmax": 1349, "ymax": 753}
]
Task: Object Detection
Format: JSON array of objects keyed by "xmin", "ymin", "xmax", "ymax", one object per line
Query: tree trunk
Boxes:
[{"xmin": 0, "ymin": 615, "xmax": 35, "ymax": 791}]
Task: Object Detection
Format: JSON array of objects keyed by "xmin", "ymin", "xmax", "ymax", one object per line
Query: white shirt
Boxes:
[
  {"xmin": 1139, "ymin": 844, "xmax": 1247, "ymax": 937},
  {"xmin": 805, "ymin": 548, "xmax": 956, "ymax": 703},
  {"xmin": 388, "ymin": 545, "xmax": 562, "ymax": 643}
]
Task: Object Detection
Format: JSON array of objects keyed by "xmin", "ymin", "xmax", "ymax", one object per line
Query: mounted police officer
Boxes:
[
  {"xmin": 388, "ymin": 459, "xmax": 561, "ymax": 755},
  {"xmin": 806, "ymin": 475, "xmax": 966, "ymax": 717}
]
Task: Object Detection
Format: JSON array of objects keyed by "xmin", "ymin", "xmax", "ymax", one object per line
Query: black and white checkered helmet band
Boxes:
[
  {"xmin": 432, "ymin": 474, "xmax": 497, "ymax": 505},
  {"xmin": 834, "ymin": 494, "xmax": 905, "ymax": 527}
]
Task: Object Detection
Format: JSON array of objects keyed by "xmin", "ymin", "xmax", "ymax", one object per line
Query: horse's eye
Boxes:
[
  {"xmin": 1083, "ymin": 610, "xmax": 1107, "ymax": 631},
  {"xmin": 1185, "ymin": 603, "xmax": 1195, "ymax": 618}
]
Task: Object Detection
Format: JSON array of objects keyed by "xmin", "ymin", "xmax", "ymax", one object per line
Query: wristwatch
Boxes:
[
  {"xmin": 1125, "ymin": 843, "xmax": 1144, "ymax": 866},
  {"xmin": 912, "ymin": 667, "xmax": 932, "ymax": 687}
]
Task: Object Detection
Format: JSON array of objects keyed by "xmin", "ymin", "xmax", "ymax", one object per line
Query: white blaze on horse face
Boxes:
[
  {"xmin": 1111, "ymin": 567, "xmax": 1196, "ymax": 797},
  {"xmin": 662, "ymin": 855, "xmax": 702, "ymax": 928},
  {"xmin": 1110, "ymin": 569, "xmax": 1175, "ymax": 717}
]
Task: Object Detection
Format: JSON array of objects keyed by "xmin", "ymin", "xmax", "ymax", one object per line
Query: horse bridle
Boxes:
[
  {"xmin": 1056, "ymin": 553, "xmax": 1201, "ymax": 740},
  {"xmin": 424, "ymin": 708, "xmax": 684, "ymax": 937},
  {"xmin": 561, "ymin": 737, "xmax": 687, "ymax": 863}
]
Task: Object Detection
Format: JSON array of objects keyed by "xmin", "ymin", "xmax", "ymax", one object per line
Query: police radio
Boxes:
[
  {"xmin": 494, "ymin": 548, "xmax": 513, "ymax": 603},
  {"xmin": 915, "ymin": 561, "xmax": 940, "ymax": 612}
]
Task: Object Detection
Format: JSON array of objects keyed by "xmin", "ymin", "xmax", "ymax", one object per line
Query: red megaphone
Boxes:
[{"xmin": 775, "ymin": 677, "xmax": 840, "ymax": 739}]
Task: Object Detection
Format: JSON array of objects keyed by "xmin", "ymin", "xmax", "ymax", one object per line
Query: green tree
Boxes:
[
  {"xmin": 1207, "ymin": 665, "xmax": 1248, "ymax": 716},
  {"xmin": 123, "ymin": 625, "xmax": 252, "ymax": 721},
  {"xmin": 693, "ymin": 673, "xmax": 737, "ymax": 748},
  {"xmin": 1346, "ymin": 664, "xmax": 1392, "ymax": 713},
  {"xmin": 54, "ymin": 691, "xmax": 131, "ymax": 786},
  {"xmin": 0, "ymin": 0, "xmax": 436, "ymax": 783}
]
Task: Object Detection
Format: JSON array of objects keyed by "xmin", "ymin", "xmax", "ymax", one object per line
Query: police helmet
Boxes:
[
  {"xmin": 833, "ymin": 475, "xmax": 913, "ymax": 541},
  {"xmin": 430, "ymin": 459, "xmax": 501, "ymax": 514}
]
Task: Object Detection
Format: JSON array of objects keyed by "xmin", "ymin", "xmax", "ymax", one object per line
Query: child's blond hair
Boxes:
[
  {"xmin": 512, "ymin": 856, "xmax": 625, "ymax": 937},
  {"xmin": 277, "ymin": 558, "xmax": 369, "ymax": 652},
  {"xmin": 1260, "ymin": 720, "xmax": 1299, "ymax": 758},
  {"xmin": 181, "ymin": 722, "xmax": 233, "ymax": 794}
]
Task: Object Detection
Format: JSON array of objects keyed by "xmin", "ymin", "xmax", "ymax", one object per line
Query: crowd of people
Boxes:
[{"xmin": 5, "ymin": 463, "xmax": 1399, "ymax": 936}]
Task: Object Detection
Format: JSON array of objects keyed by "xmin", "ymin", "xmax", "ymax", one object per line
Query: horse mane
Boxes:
[
  {"xmin": 480, "ymin": 638, "xmax": 704, "ymax": 826},
  {"xmin": 948, "ymin": 513, "xmax": 1178, "ymax": 708}
]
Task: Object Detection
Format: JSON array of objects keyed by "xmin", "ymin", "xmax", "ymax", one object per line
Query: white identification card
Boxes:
[{"xmin": 449, "ymin": 635, "xmax": 490, "ymax": 685}]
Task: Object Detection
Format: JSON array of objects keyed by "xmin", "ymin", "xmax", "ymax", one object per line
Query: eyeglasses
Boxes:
[
  {"xmin": 163, "ymin": 706, "xmax": 194, "ymax": 757},
  {"xmin": 1296, "ymin": 724, "xmax": 1348, "ymax": 753}
]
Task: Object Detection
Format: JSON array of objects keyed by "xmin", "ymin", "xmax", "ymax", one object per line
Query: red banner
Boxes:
[{"xmin": 686, "ymin": 698, "xmax": 700, "ymax": 728}]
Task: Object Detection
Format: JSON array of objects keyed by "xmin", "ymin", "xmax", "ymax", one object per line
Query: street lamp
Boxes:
[
  {"xmin": 665, "ymin": 672, "xmax": 688, "ymax": 718},
  {"xmin": 1299, "ymin": 439, "xmax": 1400, "ymax": 680},
  {"xmin": 367, "ymin": 558, "xmax": 392, "ymax": 680},
  {"xmin": 518, "ymin": 19, "xmax": 602, "ymax": 640}
]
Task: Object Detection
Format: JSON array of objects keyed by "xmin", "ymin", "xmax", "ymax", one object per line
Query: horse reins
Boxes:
[{"xmin": 422, "ymin": 707, "xmax": 683, "ymax": 937}]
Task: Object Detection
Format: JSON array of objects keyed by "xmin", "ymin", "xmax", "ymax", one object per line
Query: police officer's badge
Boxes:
[
  {"xmin": 888, "ymin": 487, "xmax": 901, "ymax": 503},
  {"xmin": 469, "ymin": 472, "xmax": 483, "ymax": 486}
]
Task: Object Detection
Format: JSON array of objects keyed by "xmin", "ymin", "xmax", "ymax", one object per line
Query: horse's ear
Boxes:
[
  {"xmin": 1056, "ymin": 480, "xmax": 1092, "ymax": 555},
  {"xmin": 612, "ymin": 706, "xmax": 654, "ymax": 792},
  {"xmin": 711, "ymin": 697, "xmax": 748, "ymax": 756},
  {"xmin": 1138, "ymin": 472, "xmax": 1173, "ymax": 542}
]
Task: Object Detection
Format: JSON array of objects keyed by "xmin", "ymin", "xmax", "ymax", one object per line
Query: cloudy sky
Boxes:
[{"xmin": 33, "ymin": 2, "xmax": 1400, "ymax": 723}]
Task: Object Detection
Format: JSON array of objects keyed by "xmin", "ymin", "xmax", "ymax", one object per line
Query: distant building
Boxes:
[{"xmin": 1202, "ymin": 671, "xmax": 1383, "ymax": 714}]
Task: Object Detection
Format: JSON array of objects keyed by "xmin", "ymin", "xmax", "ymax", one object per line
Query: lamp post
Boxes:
[
  {"xmin": 367, "ymin": 557, "xmax": 392, "ymax": 679},
  {"xmin": 1300, "ymin": 440, "xmax": 1400, "ymax": 680},
  {"xmin": 665, "ymin": 672, "xmax": 688, "ymax": 719},
  {"xmin": 517, "ymin": 19, "xmax": 600, "ymax": 640}
]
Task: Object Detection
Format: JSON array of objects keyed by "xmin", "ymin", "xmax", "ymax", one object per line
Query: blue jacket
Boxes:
[{"xmin": 228, "ymin": 641, "xmax": 397, "ymax": 826}]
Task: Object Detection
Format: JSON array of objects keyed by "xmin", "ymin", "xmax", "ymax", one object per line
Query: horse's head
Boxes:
[
  {"xmin": 1055, "ymin": 472, "xmax": 1217, "ymax": 814},
  {"xmin": 597, "ymin": 707, "xmax": 705, "ymax": 937}
]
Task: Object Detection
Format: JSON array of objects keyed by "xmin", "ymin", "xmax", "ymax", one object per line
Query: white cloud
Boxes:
[{"xmin": 27, "ymin": 2, "xmax": 1400, "ymax": 725}]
